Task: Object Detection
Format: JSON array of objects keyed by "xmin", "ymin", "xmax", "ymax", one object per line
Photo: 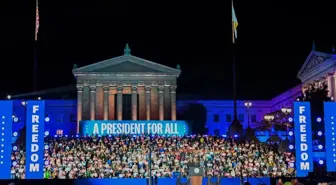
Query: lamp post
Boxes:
[
  {"xmin": 281, "ymin": 108, "xmax": 292, "ymax": 138},
  {"xmin": 244, "ymin": 101, "xmax": 252, "ymax": 128}
]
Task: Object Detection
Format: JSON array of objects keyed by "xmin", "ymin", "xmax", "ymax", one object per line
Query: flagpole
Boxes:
[
  {"xmin": 232, "ymin": 1, "xmax": 237, "ymax": 122},
  {"xmin": 34, "ymin": 0, "xmax": 39, "ymax": 92}
]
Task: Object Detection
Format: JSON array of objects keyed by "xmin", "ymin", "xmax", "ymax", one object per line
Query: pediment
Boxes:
[
  {"xmin": 92, "ymin": 61, "xmax": 162, "ymax": 73},
  {"xmin": 73, "ymin": 54, "xmax": 181, "ymax": 76},
  {"xmin": 297, "ymin": 51, "xmax": 332, "ymax": 79}
]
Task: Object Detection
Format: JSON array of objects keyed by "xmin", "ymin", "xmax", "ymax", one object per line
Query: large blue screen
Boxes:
[{"xmin": 80, "ymin": 120, "xmax": 190, "ymax": 136}]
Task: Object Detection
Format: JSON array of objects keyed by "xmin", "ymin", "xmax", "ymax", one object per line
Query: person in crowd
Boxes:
[{"xmin": 10, "ymin": 135, "xmax": 296, "ymax": 179}]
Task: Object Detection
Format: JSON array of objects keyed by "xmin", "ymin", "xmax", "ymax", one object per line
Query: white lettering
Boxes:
[
  {"xmin": 28, "ymin": 104, "xmax": 42, "ymax": 173},
  {"xmin": 299, "ymin": 106, "xmax": 305, "ymax": 114},
  {"xmin": 300, "ymin": 162, "xmax": 310, "ymax": 170},
  {"xmin": 93, "ymin": 123, "xmax": 99, "ymax": 135},
  {"xmin": 29, "ymin": 164, "xmax": 39, "ymax": 172},
  {"xmin": 31, "ymin": 154, "xmax": 39, "ymax": 162},
  {"xmin": 32, "ymin": 105, "xmax": 39, "ymax": 114},
  {"xmin": 32, "ymin": 115, "xmax": 39, "ymax": 123},
  {"xmin": 296, "ymin": 104, "xmax": 312, "ymax": 172}
]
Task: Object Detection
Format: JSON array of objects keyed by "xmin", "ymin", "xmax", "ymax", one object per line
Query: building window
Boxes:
[
  {"xmin": 70, "ymin": 114, "xmax": 76, "ymax": 122},
  {"xmin": 225, "ymin": 114, "xmax": 232, "ymax": 122},
  {"xmin": 56, "ymin": 115, "xmax": 64, "ymax": 122},
  {"xmin": 56, "ymin": 129, "xmax": 63, "ymax": 136},
  {"xmin": 213, "ymin": 114, "xmax": 220, "ymax": 122},
  {"xmin": 238, "ymin": 114, "xmax": 244, "ymax": 122},
  {"xmin": 251, "ymin": 115, "xmax": 257, "ymax": 122}
]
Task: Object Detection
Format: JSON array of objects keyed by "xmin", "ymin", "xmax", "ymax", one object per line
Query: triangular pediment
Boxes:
[
  {"xmin": 297, "ymin": 51, "xmax": 332, "ymax": 79},
  {"xmin": 73, "ymin": 54, "xmax": 181, "ymax": 76},
  {"xmin": 92, "ymin": 61, "xmax": 162, "ymax": 73}
]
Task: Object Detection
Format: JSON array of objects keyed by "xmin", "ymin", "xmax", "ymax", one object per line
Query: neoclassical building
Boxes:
[{"xmin": 73, "ymin": 45, "xmax": 181, "ymax": 132}]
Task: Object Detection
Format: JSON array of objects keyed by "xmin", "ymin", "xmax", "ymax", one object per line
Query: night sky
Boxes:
[{"xmin": 1, "ymin": 0, "xmax": 335, "ymax": 99}]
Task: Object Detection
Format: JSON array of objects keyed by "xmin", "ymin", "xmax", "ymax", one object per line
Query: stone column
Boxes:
[
  {"xmin": 117, "ymin": 85, "xmax": 123, "ymax": 120},
  {"xmin": 103, "ymin": 85, "xmax": 109, "ymax": 120},
  {"xmin": 132, "ymin": 85, "xmax": 138, "ymax": 120},
  {"xmin": 158, "ymin": 85, "xmax": 164, "ymax": 121},
  {"xmin": 332, "ymin": 74, "xmax": 336, "ymax": 101},
  {"xmin": 327, "ymin": 75, "xmax": 333, "ymax": 98},
  {"xmin": 145, "ymin": 85, "xmax": 151, "ymax": 120},
  {"xmin": 170, "ymin": 85, "xmax": 177, "ymax": 121},
  {"xmin": 90, "ymin": 85, "xmax": 96, "ymax": 120},
  {"xmin": 76, "ymin": 84, "xmax": 83, "ymax": 133}
]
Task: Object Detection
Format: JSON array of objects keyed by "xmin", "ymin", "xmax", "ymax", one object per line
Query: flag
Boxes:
[
  {"xmin": 35, "ymin": 0, "xmax": 40, "ymax": 41},
  {"xmin": 232, "ymin": 1, "xmax": 238, "ymax": 43}
]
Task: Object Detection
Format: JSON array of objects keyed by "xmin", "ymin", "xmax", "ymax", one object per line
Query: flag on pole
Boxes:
[
  {"xmin": 35, "ymin": 0, "xmax": 40, "ymax": 41},
  {"xmin": 232, "ymin": 1, "xmax": 238, "ymax": 43}
]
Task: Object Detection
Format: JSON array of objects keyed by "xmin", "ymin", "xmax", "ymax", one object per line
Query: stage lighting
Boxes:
[
  {"xmin": 234, "ymin": 134, "xmax": 238, "ymax": 138},
  {"xmin": 222, "ymin": 135, "xmax": 227, "ymax": 138},
  {"xmin": 288, "ymin": 131, "xmax": 294, "ymax": 136},
  {"xmin": 317, "ymin": 117, "xmax": 322, "ymax": 122},
  {"xmin": 13, "ymin": 117, "xmax": 18, "ymax": 122},
  {"xmin": 288, "ymin": 117, "xmax": 293, "ymax": 122},
  {"xmin": 44, "ymin": 145, "xmax": 49, "ymax": 150},
  {"xmin": 318, "ymin": 131, "xmax": 323, "ymax": 136},
  {"xmin": 45, "ymin": 117, "xmax": 50, "ymax": 122},
  {"xmin": 289, "ymin": 145, "xmax": 294, "ymax": 149},
  {"xmin": 21, "ymin": 101, "xmax": 26, "ymax": 106},
  {"xmin": 12, "ymin": 146, "xmax": 17, "ymax": 151},
  {"xmin": 37, "ymin": 97, "xmax": 41, "ymax": 100},
  {"xmin": 318, "ymin": 145, "xmax": 323, "ymax": 149},
  {"xmin": 12, "ymin": 132, "xmax": 18, "ymax": 137},
  {"xmin": 6, "ymin": 95, "xmax": 11, "ymax": 100},
  {"xmin": 319, "ymin": 160, "xmax": 324, "ymax": 165},
  {"xmin": 289, "ymin": 162, "xmax": 294, "ymax": 167},
  {"xmin": 44, "ymin": 131, "xmax": 49, "ymax": 136},
  {"xmin": 12, "ymin": 161, "xmax": 17, "ymax": 166}
]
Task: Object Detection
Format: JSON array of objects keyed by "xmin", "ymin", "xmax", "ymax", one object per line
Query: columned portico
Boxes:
[{"xmin": 73, "ymin": 44, "xmax": 181, "ymax": 133}]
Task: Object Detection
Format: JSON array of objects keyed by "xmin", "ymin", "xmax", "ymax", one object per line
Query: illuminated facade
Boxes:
[
  {"xmin": 10, "ymin": 47, "xmax": 336, "ymax": 138},
  {"xmin": 72, "ymin": 44, "xmax": 181, "ymax": 133}
]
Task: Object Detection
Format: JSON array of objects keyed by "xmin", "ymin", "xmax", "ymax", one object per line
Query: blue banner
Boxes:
[
  {"xmin": 294, "ymin": 102, "xmax": 314, "ymax": 177},
  {"xmin": 80, "ymin": 121, "xmax": 189, "ymax": 136},
  {"xmin": 324, "ymin": 102, "xmax": 336, "ymax": 172},
  {"xmin": 0, "ymin": 101, "xmax": 13, "ymax": 179},
  {"xmin": 25, "ymin": 101, "xmax": 45, "ymax": 179}
]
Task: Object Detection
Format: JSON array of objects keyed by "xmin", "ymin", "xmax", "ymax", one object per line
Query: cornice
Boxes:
[{"xmin": 73, "ymin": 55, "xmax": 181, "ymax": 77}]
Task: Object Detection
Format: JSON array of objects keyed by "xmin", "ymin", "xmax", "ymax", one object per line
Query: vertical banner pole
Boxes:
[
  {"xmin": 0, "ymin": 101, "xmax": 13, "ymax": 179},
  {"xmin": 294, "ymin": 102, "xmax": 314, "ymax": 177},
  {"xmin": 25, "ymin": 101, "xmax": 45, "ymax": 179}
]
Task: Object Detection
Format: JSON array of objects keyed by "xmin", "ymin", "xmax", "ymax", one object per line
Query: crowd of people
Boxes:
[{"xmin": 10, "ymin": 135, "xmax": 296, "ymax": 179}]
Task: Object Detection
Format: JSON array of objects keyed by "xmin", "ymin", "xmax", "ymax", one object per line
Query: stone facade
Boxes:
[{"xmin": 72, "ymin": 45, "xmax": 181, "ymax": 132}]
